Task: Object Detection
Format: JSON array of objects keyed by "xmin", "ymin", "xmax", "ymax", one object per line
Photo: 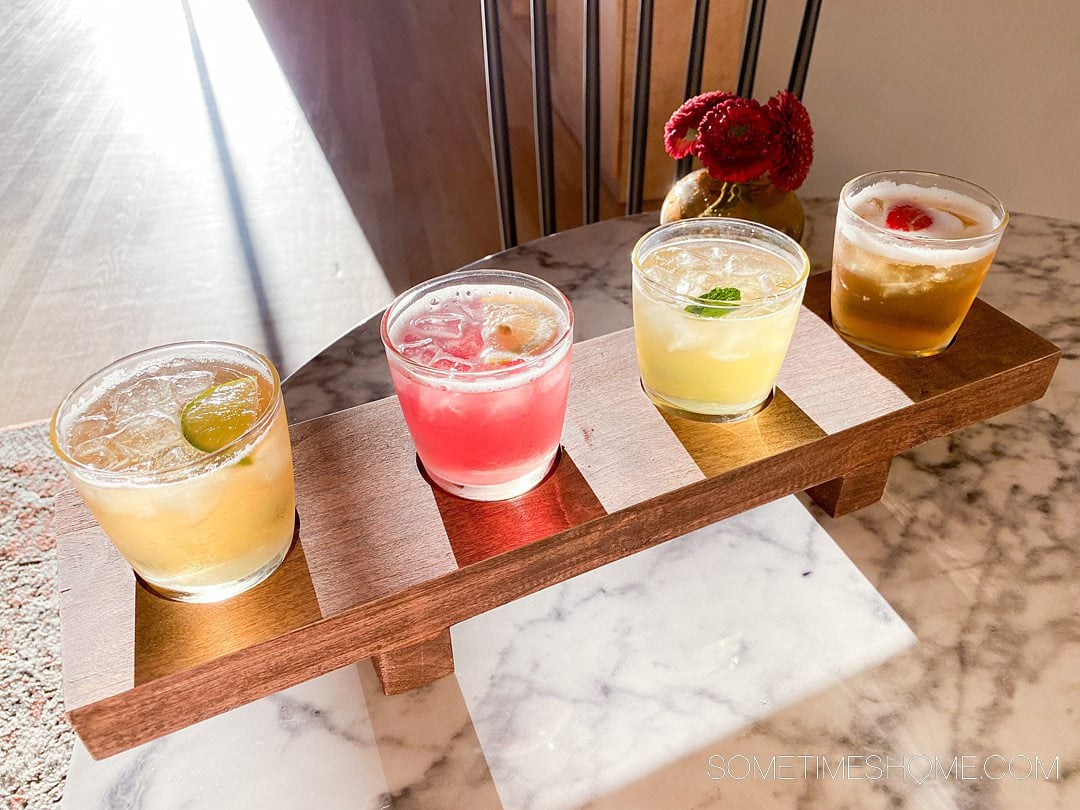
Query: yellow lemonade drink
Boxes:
[
  {"xmin": 831, "ymin": 170, "xmax": 1008, "ymax": 356},
  {"xmin": 632, "ymin": 218, "xmax": 809, "ymax": 422},
  {"xmin": 50, "ymin": 342, "xmax": 296, "ymax": 603}
]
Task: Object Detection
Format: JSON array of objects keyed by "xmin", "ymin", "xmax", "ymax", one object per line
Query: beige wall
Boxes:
[{"xmin": 754, "ymin": 0, "xmax": 1080, "ymax": 221}]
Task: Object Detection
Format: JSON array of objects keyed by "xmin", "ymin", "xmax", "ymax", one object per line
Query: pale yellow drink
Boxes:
[
  {"xmin": 51, "ymin": 342, "xmax": 296, "ymax": 602},
  {"xmin": 632, "ymin": 219, "xmax": 809, "ymax": 421}
]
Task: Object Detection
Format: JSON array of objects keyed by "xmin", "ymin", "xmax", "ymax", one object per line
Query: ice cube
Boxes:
[
  {"xmin": 926, "ymin": 208, "xmax": 964, "ymax": 236},
  {"xmin": 79, "ymin": 484, "xmax": 160, "ymax": 519},
  {"xmin": 112, "ymin": 412, "xmax": 185, "ymax": 463},
  {"xmin": 108, "ymin": 376, "xmax": 173, "ymax": 420},
  {"xmin": 724, "ymin": 253, "xmax": 764, "ymax": 278},
  {"xmin": 429, "ymin": 355, "xmax": 472, "ymax": 372},
  {"xmin": 707, "ymin": 340, "xmax": 751, "ymax": 362},
  {"xmin": 666, "ymin": 314, "xmax": 709, "ymax": 352},
  {"xmin": 68, "ymin": 414, "xmax": 111, "ymax": 446},
  {"xmin": 399, "ymin": 337, "xmax": 438, "ymax": 365},
  {"xmin": 536, "ymin": 366, "xmax": 567, "ymax": 393},
  {"xmin": 153, "ymin": 443, "xmax": 205, "ymax": 472},
  {"xmin": 673, "ymin": 268, "xmax": 716, "ymax": 297},
  {"xmin": 170, "ymin": 370, "xmax": 217, "ymax": 404},
  {"xmin": 754, "ymin": 268, "xmax": 792, "ymax": 297},
  {"xmin": 136, "ymin": 474, "xmax": 224, "ymax": 521},
  {"xmin": 70, "ymin": 434, "xmax": 135, "ymax": 471},
  {"xmin": 685, "ymin": 244, "xmax": 725, "ymax": 265},
  {"xmin": 438, "ymin": 326, "xmax": 483, "ymax": 361},
  {"xmin": 410, "ymin": 311, "xmax": 468, "ymax": 340},
  {"xmin": 437, "ymin": 298, "xmax": 477, "ymax": 319}
]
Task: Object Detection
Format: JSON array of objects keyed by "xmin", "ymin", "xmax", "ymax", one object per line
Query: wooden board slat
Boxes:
[
  {"xmin": 288, "ymin": 397, "xmax": 459, "ymax": 617},
  {"xmin": 561, "ymin": 331, "xmax": 705, "ymax": 511},
  {"xmin": 56, "ymin": 273, "xmax": 1060, "ymax": 759}
]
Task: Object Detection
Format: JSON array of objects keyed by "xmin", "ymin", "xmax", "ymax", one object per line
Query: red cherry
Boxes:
[{"xmin": 885, "ymin": 203, "xmax": 934, "ymax": 232}]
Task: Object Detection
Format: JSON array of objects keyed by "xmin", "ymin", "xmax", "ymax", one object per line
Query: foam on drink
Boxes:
[
  {"xmin": 389, "ymin": 284, "xmax": 569, "ymax": 378},
  {"xmin": 840, "ymin": 180, "xmax": 1003, "ymax": 265}
]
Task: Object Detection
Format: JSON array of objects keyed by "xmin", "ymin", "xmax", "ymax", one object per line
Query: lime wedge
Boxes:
[{"xmin": 181, "ymin": 377, "xmax": 262, "ymax": 453}]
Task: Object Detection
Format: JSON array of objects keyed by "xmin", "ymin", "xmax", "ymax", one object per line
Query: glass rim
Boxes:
[
  {"xmin": 839, "ymin": 169, "xmax": 1010, "ymax": 246},
  {"xmin": 50, "ymin": 340, "xmax": 283, "ymax": 483},
  {"xmin": 631, "ymin": 218, "xmax": 811, "ymax": 309},
  {"xmin": 380, "ymin": 268, "xmax": 574, "ymax": 379}
]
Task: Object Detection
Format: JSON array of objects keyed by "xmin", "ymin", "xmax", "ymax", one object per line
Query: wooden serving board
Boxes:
[{"xmin": 55, "ymin": 273, "xmax": 1060, "ymax": 759}]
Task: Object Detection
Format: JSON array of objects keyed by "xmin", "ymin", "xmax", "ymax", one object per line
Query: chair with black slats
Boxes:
[{"xmin": 480, "ymin": 0, "xmax": 824, "ymax": 249}]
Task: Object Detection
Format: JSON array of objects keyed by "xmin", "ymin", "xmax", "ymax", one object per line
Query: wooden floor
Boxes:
[
  {"xmin": 248, "ymin": 0, "xmax": 625, "ymax": 282},
  {"xmin": 0, "ymin": 0, "xmax": 624, "ymax": 427},
  {"xmin": 0, "ymin": 0, "xmax": 394, "ymax": 426}
]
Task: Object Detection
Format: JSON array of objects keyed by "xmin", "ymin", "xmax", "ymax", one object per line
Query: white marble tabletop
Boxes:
[{"xmin": 63, "ymin": 202, "xmax": 1079, "ymax": 808}]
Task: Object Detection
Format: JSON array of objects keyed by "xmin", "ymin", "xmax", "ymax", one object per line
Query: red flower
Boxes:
[
  {"xmin": 767, "ymin": 90, "xmax": 814, "ymax": 191},
  {"xmin": 663, "ymin": 91, "xmax": 736, "ymax": 159},
  {"xmin": 693, "ymin": 97, "xmax": 776, "ymax": 183}
]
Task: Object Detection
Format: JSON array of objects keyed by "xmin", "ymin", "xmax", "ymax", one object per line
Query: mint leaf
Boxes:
[{"xmin": 685, "ymin": 286, "xmax": 741, "ymax": 317}]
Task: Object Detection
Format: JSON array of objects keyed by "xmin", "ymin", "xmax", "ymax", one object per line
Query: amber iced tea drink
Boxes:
[
  {"xmin": 831, "ymin": 170, "xmax": 1008, "ymax": 356},
  {"xmin": 50, "ymin": 342, "xmax": 296, "ymax": 603}
]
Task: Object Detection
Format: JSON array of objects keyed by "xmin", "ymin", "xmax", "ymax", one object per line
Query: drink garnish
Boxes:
[
  {"xmin": 685, "ymin": 286, "xmax": 741, "ymax": 317},
  {"xmin": 181, "ymin": 377, "xmax": 261, "ymax": 453},
  {"xmin": 482, "ymin": 294, "xmax": 559, "ymax": 365},
  {"xmin": 885, "ymin": 203, "xmax": 934, "ymax": 232}
]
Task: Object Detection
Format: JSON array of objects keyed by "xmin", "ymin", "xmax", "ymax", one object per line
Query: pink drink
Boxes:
[{"xmin": 381, "ymin": 270, "xmax": 574, "ymax": 501}]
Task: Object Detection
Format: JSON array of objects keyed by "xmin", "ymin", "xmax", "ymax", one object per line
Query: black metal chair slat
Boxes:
[
  {"xmin": 675, "ymin": 0, "xmax": 711, "ymax": 182},
  {"xmin": 626, "ymin": 0, "xmax": 655, "ymax": 216},
  {"xmin": 481, "ymin": 0, "xmax": 517, "ymax": 249},
  {"xmin": 583, "ymin": 0, "xmax": 601, "ymax": 225},
  {"xmin": 531, "ymin": 0, "xmax": 556, "ymax": 236},
  {"xmin": 788, "ymin": 0, "xmax": 822, "ymax": 100},
  {"xmin": 737, "ymin": 0, "xmax": 768, "ymax": 98}
]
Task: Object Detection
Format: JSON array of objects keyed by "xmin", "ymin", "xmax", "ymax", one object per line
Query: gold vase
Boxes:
[{"xmin": 659, "ymin": 169, "xmax": 805, "ymax": 242}]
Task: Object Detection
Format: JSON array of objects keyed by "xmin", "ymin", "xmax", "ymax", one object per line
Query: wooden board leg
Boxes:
[
  {"xmin": 371, "ymin": 629, "xmax": 455, "ymax": 695},
  {"xmin": 807, "ymin": 459, "xmax": 892, "ymax": 517}
]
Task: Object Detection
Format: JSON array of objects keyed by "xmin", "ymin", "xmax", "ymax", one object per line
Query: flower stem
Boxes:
[{"xmin": 700, "ymin": 181, "xmax": 742, "ymax": 216}]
